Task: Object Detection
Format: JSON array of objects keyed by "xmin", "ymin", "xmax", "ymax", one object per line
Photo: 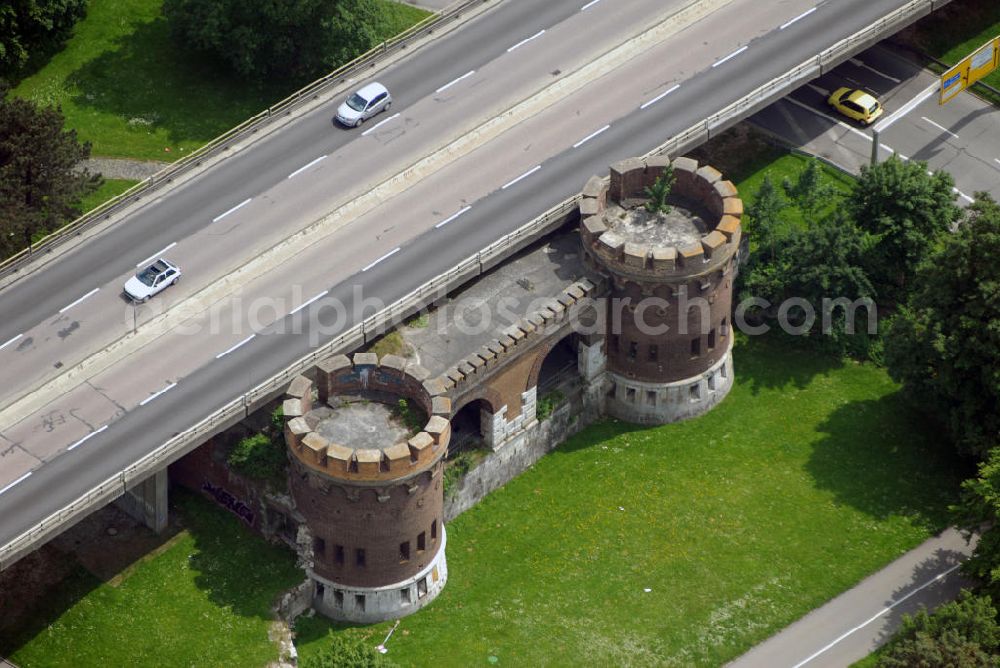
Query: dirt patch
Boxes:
[{"xmin": 684, "ymin": 123, "xmax": 781, "ymax": 182}]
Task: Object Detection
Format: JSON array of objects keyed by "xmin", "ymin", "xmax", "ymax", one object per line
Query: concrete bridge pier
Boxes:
[{"xmin": 116, "ymin": 468, "xmax": 169, "ymax": 533}]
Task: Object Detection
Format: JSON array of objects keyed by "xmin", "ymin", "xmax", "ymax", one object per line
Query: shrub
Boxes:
[{"xmin": 300, "ymin": 632, "xmax": 396, "ymax": 668}]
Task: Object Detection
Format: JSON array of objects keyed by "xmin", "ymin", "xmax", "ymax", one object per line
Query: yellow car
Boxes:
[{"xmin": 827, "ymin": 87, "xmax": 884, "ymax": 125}]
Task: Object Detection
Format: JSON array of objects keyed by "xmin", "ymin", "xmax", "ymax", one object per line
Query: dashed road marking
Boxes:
[
  {"xmin": 216, "ymin": 334, "xmax": 256, "ymax": 359},
  {"xmin": 436, "ymin": 70, "xmax": 476, "ymax": 93},
  {"xmin": 640, "ymin": 84, "xmax": 681, "ymax": 109},
  {"xmin": 363, "ymin": 247, "xmax": 401, "ymax": 272},
  {"xmin": 501, "ymin": 165, "xmax": 542, "ymax": 190},
  {"xmin": 68, "ymin": 424, "xmax": 108, "ymax": 451},
  {"xmin": 922, "ymin": 116, "xmax": 959, "ymax": 139},
  {"xmin": 139, "ymin": 381, "xmax": 177, "ymax": 406},
  {"xmin": 213, "ymin": 198, "xmax": 252, "ymax": 222},
  {"xmin": 780, "ymin": 6, "xmax": 817, "ymax": 30},
  {"xmin": 0, "ymin": 471, "xmax": 32, "ymax": 496},
  {"xmin": 849, "ymin": 58, "xmax": 902, "ymax": 83},
  {"xmin": 59, "ymin": 287, "xmax": 99, "ymax": 314},
  {"xmin": 289, "ymin": 291, "xmax": 329, "ymax": 316},
  {"xmin": 0, "ymin": 334, "xmax": 23, "ymax": 351},
  {"xmin": 712, "ymin": 45, "xmax": 748, "ymax": 68},
  {"xmin": 288, "ymin": 155, "xmax": 327, "ymax": 179},
  {"xmin": 581, "ymin": 0, "xmax": 602, "ymax": 9},
  {"xmin": 362, "ymin": 113, "xmax": 401, "ymax": 137},
  {"xmin": 507, "ymin": 30, "xmax": 545, "ymax": 53},
  {"xmin": 435, "ymin": 206, "xmax": 472, "ymax": 229},
  {"xmin": 136, "ymin": 242, "xmax": 177, "ymax": 268},
  {"xmin": 573, "ymin": 124, "xmax": 611, "ymax": 148}
]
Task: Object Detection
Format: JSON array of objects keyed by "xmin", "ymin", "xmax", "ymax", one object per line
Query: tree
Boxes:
[
  {"xmin": 782, "ymin": 157, "xmax": 836, "ymax": 222},
  {"xmin": 300, "ymin": 633, "xmax": 396, "ymax": 668},
  {"xmin": 848, "ymin": 155, "xmax": 961, "ymax": 303},
  {"xmin": 0, "ymin": 86, "xmax": 100, "ymax": 259},
  {"xmin": 163, "ymin": 0, "xmax": 386, "ymax": 81},
  {"xmin": 227, "ymin": 407, "xmax": 286, "ymax": 481},
  {"xmin": 955, "ymin": 448, "xmax": 1000, "ymax": 599},
  {"xmin": 739, "ymin": 211, "xmax": 875, "ymax": 355},
  {"xmin": 0, "ymin": 0, "xmax": 87, "ymax": 78},
  {"xmin": 643, "ymin": 165, "xmax": 675, "ymax": 215},
  {"xmin": 876, "ymin": 591, "xmax": 1000, "ymax": 668},
  {"xmin": 744, "ymin": 173, "xmax": 787, "ymax": 263},
  {"xmin": 884, "ymin": 195, "xmax": 1000, "ymax": 458}
]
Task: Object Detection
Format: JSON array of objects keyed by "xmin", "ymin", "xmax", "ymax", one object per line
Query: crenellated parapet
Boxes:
[
  {"xmin": 580, "ymin": 155, "xmax": 742, "ymax": 283},
  {"xmin": 283, "ymin": 353, "xmax": 451, "ymax": 483}
]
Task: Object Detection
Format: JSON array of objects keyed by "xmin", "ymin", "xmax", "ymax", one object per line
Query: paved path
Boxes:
[{"xmin": 729, "ymin": 528, "xmax": 978, "ymax": 668}]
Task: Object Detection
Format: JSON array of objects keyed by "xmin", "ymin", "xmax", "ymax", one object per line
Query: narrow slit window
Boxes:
[
  {"xmin": 355, "ymin": 548, "xmax": 366, "ymax": 567},
  {"xmin": 400, "ymin": 541, "xmax": 410, "ymax": 562}
]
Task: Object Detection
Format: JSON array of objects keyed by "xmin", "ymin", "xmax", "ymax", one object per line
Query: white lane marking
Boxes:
[
  {"xmin": 139, "ymin": 381, "xmax": 177, "ymax": 406},
  {"xmin": 922, "ymin": 117, "xmax": 959, "ymax": 139},
  {"xmin": 216, "ymin": 334, "xmax": 256, "ymax": 358},
  {"xmin": 994, "ymin": 158, "xmax": 1000, "ymax": 166},
  {"xmin": 436, "ymin": 70, "xmax": 476, "ymax": 93},
  {"xmin": 850, "ymin": 58, "xmax": 902, "ymax": 83},
  {"xmin": 785, "ymin": 97, "xmax": 871, "ymax": 141},
  {"xmin": 807, "ymin": 83, "xmax": 831, "ymax": 96},
  {"xmin": 59, "ymin": 287, "xmax": 99, "ymax": 314},
  {"xmin": 213, "ymin": 198, "xmax": 252, "ymax": 222},
  {"xmin": 507, "ymin": 30, "xmax": 545, "ymax": 53},
  {"xmin": 363, "ymin": 247, "xmax": 401, "ymax": 272},
  {"xmin": 362, "ymin": 113, "xmax": 401, "ymax": 137},
  {"xmin": 580, "ymin": 0, "xmax": 602, "ymax": 10},
  {"xmin": 435, "ymin": 206, "xmax": 472, "ymax": 228},
  {"xmin": 0, "ymin": 472, "xmax": 32, "ymax": 496},
  {"xmin": 954, "ymin": 187, "xmax": 974, "ymax": 203},
  {"xmin": 0, "ymin": 334, "xmax": 23, "ymax": 351},
  {"xmin": 573, "ymin": 124, "xmax": 611, "ymax": 148},
  {"xmin": 287, "ymin": 155, "xmax": 327, "ymax": 179},
  {"xmin": 136, "ymin": 242, "xmax": 177, "ymax": 268},
  {"xmin": 289, "ymin": 291, "xmax": 329, "ymax": 316},
  {"xmin": 712, "ymin": 45, "xmax": 748, "ymax": 68},
  {"xmin": 640, "ymin": 84, "xmax": 681, "ymax": 110},
  {"xmin": 792, "ymin": 562, "xmax": 964, "ymax": 668},
  {"xmin": 502, "ymin": 165, "xmax": 542, "ymax": 190},
  {"xmin": 68, "ymin": 424, "xmax": 108, "ymax": 451},
  {"xmin": 780, "ymin": 6, "xmax": 817, "ymax": 30}
]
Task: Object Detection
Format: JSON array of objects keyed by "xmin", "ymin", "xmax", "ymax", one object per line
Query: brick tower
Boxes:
[
  {"xmin": 580, "ymin": 155, "xmax": 742, "ymax": 423},
  {"xmin": 282, "ymin": 353, "xmax": 451, "ymax": 622}
]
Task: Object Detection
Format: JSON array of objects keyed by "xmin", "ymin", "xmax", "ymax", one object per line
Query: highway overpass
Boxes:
[{"xmin": 0, "ymin": 0, "xmax": 955, "ymax": 567}]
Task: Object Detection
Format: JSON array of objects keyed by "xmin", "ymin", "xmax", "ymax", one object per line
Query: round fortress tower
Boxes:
[
  {"xmin": 282, "ymin": 352, "xmax": 450, "ymax": 623},
  {"xmin": 580, "ymin": 155, "xmax": 742, "ymax": 423}
]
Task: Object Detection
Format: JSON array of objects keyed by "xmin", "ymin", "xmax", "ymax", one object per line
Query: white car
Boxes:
[
  {"xmin": 124, "ymin": 258, "xmax": 181, "ymax": 302},
  {"xmin": 335, "ymin": 82, "xmax": 392, "ymax": 128}
]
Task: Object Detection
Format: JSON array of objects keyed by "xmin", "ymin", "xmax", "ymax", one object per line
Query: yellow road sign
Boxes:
[{"xmin": 940, "ymin": 36, "xmax": 1000, "ymax": 105}]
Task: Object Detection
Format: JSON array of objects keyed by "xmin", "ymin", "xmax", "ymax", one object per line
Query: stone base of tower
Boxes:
[
  {"xmin": 605, "ymin": 339, "xmax": 734, "ymax": 425},
  {"xmin": 310, "ymin": 527, "xmax": 448, "ymax": 624}
]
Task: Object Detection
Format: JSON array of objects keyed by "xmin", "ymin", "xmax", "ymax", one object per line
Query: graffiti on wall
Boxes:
[{"xmin": 202, "ymin": 481, "xmax": 255, "ymax": 525}]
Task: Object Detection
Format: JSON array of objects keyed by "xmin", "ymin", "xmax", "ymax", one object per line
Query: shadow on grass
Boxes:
[
  {"xmin": 0, "ymin": 560, "xmax": 102, "ymax": 658},
  {"xmin": 65, "ymin": 18, "xmax": 302, "ymax": 150},
  {"xmin": 735, "ymin": 334, "xmax": 846, "ymax": 395},
  {"xmin": 806, "ymin": 392, "xmax": 969, "ymax": 527},
  {"xmin": 177, "ymin": 487, "xmax": 303, "ymax": 620}
]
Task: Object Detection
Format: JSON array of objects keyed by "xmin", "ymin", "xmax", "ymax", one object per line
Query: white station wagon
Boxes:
[{"xmin": 124, "ymin": 258, "xmax": 181, "ymax": 302}]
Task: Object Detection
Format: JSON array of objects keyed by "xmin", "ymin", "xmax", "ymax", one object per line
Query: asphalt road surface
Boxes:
[
  {"xmin": 751, "ymin": 42, "xmax": 1000, "ymax": 201},
  {"xmin": 730, "ymin": 528, "xmax": 978, "ymax": 668},
  {"xmin": 0, "ymin": 0, "xmax": 951, "ymax": 554}
]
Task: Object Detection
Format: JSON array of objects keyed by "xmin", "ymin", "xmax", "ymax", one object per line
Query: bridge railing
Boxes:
[
  {"xmin": 0, "ymin": 0, "xmax": 493, "ymax": 282},
  {"xmin": 0, "ymin": 0, "xmax": 953, "ymax": 569}
]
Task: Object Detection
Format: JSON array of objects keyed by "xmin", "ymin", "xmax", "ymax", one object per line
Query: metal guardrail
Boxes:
[
  {"xmin": 0, "ymin": 0, "xmax": 492, "ymax": 282},
  {"xmin": 0, "ymin": 0, "xmax": 953, "ymax": 569}
]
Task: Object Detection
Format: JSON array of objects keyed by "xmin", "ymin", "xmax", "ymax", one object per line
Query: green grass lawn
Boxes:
[
  {"xmin": 11, "ymin": 0, "xmax": 431, "ymax": 161},
  {"xmin": 78, "ymin": 178, "xmax": 139, "ymax": 213},
  {"xmin": 1, "ymin": 489, "xmax": 303, "ymax": 667},
  {"xmin": 295, "ymin": 337, "xmax": 965, "ymax": 667}
]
